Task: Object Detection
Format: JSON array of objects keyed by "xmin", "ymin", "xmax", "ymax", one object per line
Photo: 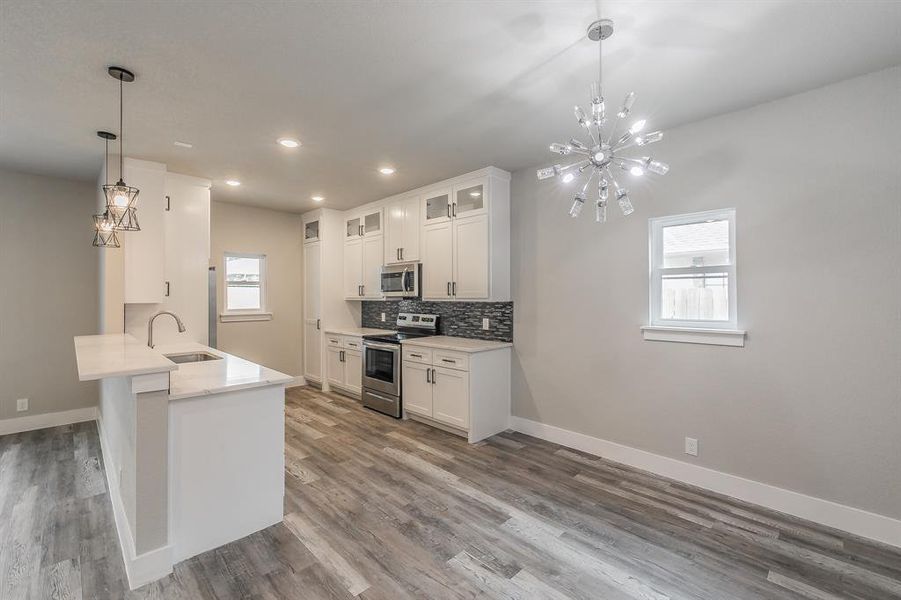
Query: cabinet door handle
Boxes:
[
  {"xmin": 410, "ymin": 353, "xmax": 422, "ymax": 358},
  {"xmin": 441, "ymin": 358, "xmax": 455, "ymax": 364},
  {"xmin": 452, "ymin": 202, "xmax": 457, "ymax": 218},
  {"xmin": 426, "ymin": 368, "xmax": 431, "ymax": 383},
  {"xmin": 447, "ymin": 282, "xmax": 451, "ymax": 296},
  {"xmin": 316, "ymin": 319, "xmax": 320, "ymax": 330},
  {"xmin": 165, "ymin": 281, "xmax": 170, "ymax": 297},
  {"xmin": 360, "ymin": 284, "xmax": 364, "ymax": 296},
  {"xmin": 400, "ymin": 248, "xmax": 404, "ymax": 261},
  {"xmin": 446, "ymin": 203, "xmax": 450, "ymax": 218},
  {"xmin": 431, "ymin": 368, "xmax": 436, "ymax": 385},
  {"xmin": 396, "ymin": 248, "xmax": 400, "ymax": 261},
  {"xmin": 452, "ymin": 281, "xmax": 457, "ymax": 296},
  {"xmin": 165, "ymin": 195, "xmax": 170, "ymax": 212}
]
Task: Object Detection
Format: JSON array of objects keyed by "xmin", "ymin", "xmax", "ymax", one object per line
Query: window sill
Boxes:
[
  {"xmin": 220, "ymin": 312, "xmax": 273, "ymax": 323},
  {"xmin": 641, "ymin": 326, "xmax": 746, "ymax": 347}
]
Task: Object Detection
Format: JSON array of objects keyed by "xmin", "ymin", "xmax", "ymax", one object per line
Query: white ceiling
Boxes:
[{"xmin": 2, "ymin": 1, "xmax": 899, "ymax": 213}]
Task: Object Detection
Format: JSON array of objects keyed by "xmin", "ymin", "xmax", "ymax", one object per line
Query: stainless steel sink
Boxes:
[{"xmin": 164, "ymin": 351, "xmax": 223, "ymax": 364}]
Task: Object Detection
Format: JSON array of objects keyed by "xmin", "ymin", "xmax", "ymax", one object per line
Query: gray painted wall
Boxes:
[
  {"xmin": 210, "ymin": 201, "xmax": 304, "ymax": 376},
  {"xmin": 510, "ymin": 67, "xmax": 901, "ymax": 519},
  {"xmin": 0, "ymin": 168, "xmax": 99, "ymax": 419}
]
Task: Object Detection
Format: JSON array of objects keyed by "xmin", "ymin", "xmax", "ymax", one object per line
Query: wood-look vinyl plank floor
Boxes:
[{"xmin": 0, "ymin": 387, "xmax": 898, "ymax": 599}]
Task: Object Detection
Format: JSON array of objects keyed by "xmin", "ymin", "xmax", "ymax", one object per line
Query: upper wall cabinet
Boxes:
[
  {"xmin": 385, "ymin": 195, "xmax": 421, "ymax": 264},
  {"xmin": 345, "ymin": 208, "xmax": 382, "ymax": 240},
  {"xmin": 122, "ymin": 159, "xmax": 168, "ymax": 304},
  {"xmin": 344, "ymin": 208, "xmax": 384, "ymax": 300},
  {"xmin": 421, "ymin": 172, "xmax": 509, "ymax": 302}
]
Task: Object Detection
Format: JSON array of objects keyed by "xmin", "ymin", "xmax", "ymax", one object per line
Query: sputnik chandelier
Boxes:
[{"xmin": 537, "ymin": 19, "xmax": 668, "ymax": 222}]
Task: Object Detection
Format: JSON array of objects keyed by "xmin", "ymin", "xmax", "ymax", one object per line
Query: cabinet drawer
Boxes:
[
  {"xmin": 342, "ymin": 336, "xmax": 362, "ymax": 351},
  {"xmin": 433, "ymin": 350, "xmax": 469, "ymax": 371},
  {"xmin": 326, "ymin": 335, "xmax": 342, "ymax": 348},
  {"xmin": 403, "ymin": 347, "xmax": 432, "ymax": 364}
]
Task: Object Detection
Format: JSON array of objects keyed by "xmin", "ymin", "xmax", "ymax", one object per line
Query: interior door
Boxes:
[
  {"xmin": 433, "ymin": 366, "xmax": 469, "ymax": 429},
  {"xmin": 344, "ymin": 350, "xmax": 362, "ymax": 395},
  {"xmin": 422, "ymin": 222, "xmax": 453, "ymax": 300},
  {"xmin": 453, "ymin": 214, "xmax": 489, "ymax": 299},
  {"xmin": 385, "ymin": 199, "xmax": 405, "ymax": 264},
  {"xmin": 326, "ymin": 346, "xmax": 344, "ymax": 387},
  {"xmin": 303, "ymin": 242, "xmax": 321, "ymax": 381},
  {"xmin": 343, "ymin": 238, "xmax": 363, "ymax": 299},
  {"xmin": 402, "ymin": 362, "xmax": 433, "ymax": 417},
  {"xmin": 401, "ymin": 195, "xmax": 421, "ymax": 262},
  {"xmin": 361, "ymin": 235, "xmax": 383, "ymax": 299}
]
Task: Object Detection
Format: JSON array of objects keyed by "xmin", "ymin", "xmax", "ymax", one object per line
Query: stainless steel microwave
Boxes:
[{"xmin": 380, "ymin": 263, "xmax": 419, "ymax": 297}]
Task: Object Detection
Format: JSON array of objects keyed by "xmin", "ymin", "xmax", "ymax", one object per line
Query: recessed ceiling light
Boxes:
[
  {"xmin": 311, "ymin": 195, "xmax": 324, "ymax": 202},
  {"xmin": 225, "ymin": 180, "xmax": 241, "ymax": 187},
  {"xmin": 278, "ymin": 138, "xmax": 301, "ymax": 148},
  {"xmin": 173, "ymin": 141, "xmax": 193, "ymax": 148},
  {"xmin": 379, "ymin": 167, "xmax": 396, "ymax": 175}
]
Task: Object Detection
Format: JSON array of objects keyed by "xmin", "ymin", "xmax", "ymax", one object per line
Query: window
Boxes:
[
  {"xmin": 221, "ymin": 252, "xmax": 271, "ymax": 322},
  {"xmin": 645, "ymin": 209, "xmax": 743, "ymax": 346}
]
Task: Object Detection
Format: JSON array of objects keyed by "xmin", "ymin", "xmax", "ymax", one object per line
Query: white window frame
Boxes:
[
  {"xmin": 643, "ymin": 209, "xmax": 745, "ymax": 346},
  {"xmin": 221, "ymin": 252, "xmax": 272, "ymax": 322}
]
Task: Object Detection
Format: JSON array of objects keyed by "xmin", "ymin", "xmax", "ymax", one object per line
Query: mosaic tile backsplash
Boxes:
[{"xmin": 361, "ymin": 300, "xmax": 513, "ymax": 342}]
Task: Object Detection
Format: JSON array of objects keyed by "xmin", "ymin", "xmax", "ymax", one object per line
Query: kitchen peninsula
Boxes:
[{"xmin": 74, "ymin": 333, "xmax": 291, "ymax": 589}]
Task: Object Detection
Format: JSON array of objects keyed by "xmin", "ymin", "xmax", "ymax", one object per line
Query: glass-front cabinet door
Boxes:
[
  {"xmin": 423, "ymin": 188, "xmax": 452, "ymax": 224},
  {"xmin": 363, "ymin": 210, "xmax": 381, "ymax": 236},
  {"xmin": 346, "ymin": 216, "xmax": 362, "ymax": 239},
  {"xmin": 303, "ymin": 219, "xmax": 319, "ymax": 244},
  {"xmin": 453, "ymin": 177, "xmax": 488, "ymax": 218}
]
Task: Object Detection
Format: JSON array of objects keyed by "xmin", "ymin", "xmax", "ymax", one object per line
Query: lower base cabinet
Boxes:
[
  {"xmin": 325, "ymin": 333, "xmax": 363, "ymax": 396},
  {"xmin": 401, "ymin": 343, "xmax": 510, "ymax": 443}
]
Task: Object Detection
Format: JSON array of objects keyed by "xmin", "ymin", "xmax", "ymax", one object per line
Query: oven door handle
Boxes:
[
  {"xmin": 363, "ymin": 341, "xmax": 400, "ymax": 352},
  {"xmin": 365, "ymin": 390, "xmax": 397, "ymax": 404}
]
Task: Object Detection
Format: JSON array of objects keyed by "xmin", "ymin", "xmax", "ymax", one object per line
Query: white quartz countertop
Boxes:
[
  {"xmin": 75, "ymin": 334, "xmax": 178, "ymax": 381},
  {"xmin": 323, "ymin": 327, "xmax": 394, "ymax": 337},
  {"xmin": 400, "ymin": 336, "xmax": 513, "ymax": 353},
  {"xmin": 74, "ymin": 334, "xmax": 292, "ymax": 400},
  {"xmin": 152, "ymin": 342, "xmax": 293, "ymax": 401}
]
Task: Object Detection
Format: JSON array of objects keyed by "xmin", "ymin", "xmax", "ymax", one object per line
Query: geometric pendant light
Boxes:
[
  {"xmin": 92, "ymin": 130, "xmax": 121, "ymax": 248},
  {"xmin": 103, "ymin": 66, "xmax": 140, "ymax": 232}
]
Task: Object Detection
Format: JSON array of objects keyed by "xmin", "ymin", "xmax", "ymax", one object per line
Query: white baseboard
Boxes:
[
  {"xmin": 509, "ymin": 416, "xmax": 901, "ymax": 548},
  {"xmin": 285, "ymin": 376, "xmax": 307, "ymax": 388},
  {"xmin": 97, "ymin": 416, "xmax": 174, "ymax": 589},
  {"xmin": 0, "ymin": 406, "xmax": 97, "ymax": 436}
]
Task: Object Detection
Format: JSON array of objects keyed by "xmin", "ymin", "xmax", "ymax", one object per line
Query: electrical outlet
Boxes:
[
  {"xmin": 684, "ymin": 437, "xmax": 698, "ymax": 457},
  {"xmin": 380, "ymin": 312, "xmax": 386, "ymax": 322},
  {"xmin": 482, "ymin": 318, "xmax": 490, "ymax": 330},
  {"xmin": 16, "ymin": 398, "xmax": 28, "ymax": 412}
]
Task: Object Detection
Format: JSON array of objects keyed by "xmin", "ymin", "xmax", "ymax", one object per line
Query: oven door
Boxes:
[
  {"xmin": 380, "ymin": 266, "xmax": 417, "ymax": 297},
  {"xmin": 362, "ymin": 341, "xmax": 400, "ymax": 396}
]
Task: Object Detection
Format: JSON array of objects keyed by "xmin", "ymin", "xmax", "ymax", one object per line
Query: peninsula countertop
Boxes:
[
  {"xmin": 154, "ymin": 342, "xmax": 292, "ymax": 400},
  {"xmin": 400, "ymin": 336, "xmax": 513, "ymax": 353},
  {"xmin": 74, "ymin": 334, "xmax": 292, "ymax": 400}
]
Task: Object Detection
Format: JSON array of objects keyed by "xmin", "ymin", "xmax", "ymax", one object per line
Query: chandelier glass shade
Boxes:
[{"xmin": 537, "ymin": 19, "xmax": 668, "ymax": 223}]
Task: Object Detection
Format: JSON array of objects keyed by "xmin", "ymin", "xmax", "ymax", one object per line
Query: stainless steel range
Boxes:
[{"xmin": 361, "ymin": 313, "xmax": 438, "ymax": 417}]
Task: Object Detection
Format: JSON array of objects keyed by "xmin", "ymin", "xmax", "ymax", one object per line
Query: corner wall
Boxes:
[
  {"xmin": 510, "ymin": 66, "xmax": 901, "ymax": 521},
  {"xmin": 0, "ymin": 168, "xmax": 99, "ymax": 420}
]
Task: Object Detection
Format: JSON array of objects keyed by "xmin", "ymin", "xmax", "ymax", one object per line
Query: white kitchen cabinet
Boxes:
[
  {"xmin": 163, "ymin": 173, "xmax": 211, "ymax": 344},
  {"xmin": 453, "ymin": 214, "xmax": 489, "ymax": 299},
  {"xmin": 401, "ymin": 339, "xmax": 510, "ymax": 442},
  {"xmin": 344, "ymin": 229, "xmax": 383, "ymax": 300},
  {"xmin": 402, "ymin": 361, "xmax": 433, "ymax": 417},
  {"xmin": 343, "ymin": 238, "xmax": 363, "ymax": 299},
  {"xmin": 432, "ymin": 366, "xmax": 469, "ymax": 429},
  {"xmin": 303, "ymin": 219, "xmax": 320, "ymax": 244},
  {"xmin": 303, "ymin": 238, "xmax": 322, "ymax": 383},
  {"xmin": 324, "ymin": 333, "xmax": 364, "ymax": 396},
  {"xmin": 385, "ymin": 195, "xmax": 421, "ymax": 264},
  {"xmin": 123, "ymin": 159, "xmax": 168, "ymax": 304},
  {"xmin": 345, "ymin": 208, "xmax": 382, "ymax": 240},
  {"xmin": 421, "ymin": 173, "xmax": 508, "ymax": 301},
  {"xmin": 326, "ymin": 345, "xmax": 344, "ymax": 388}
]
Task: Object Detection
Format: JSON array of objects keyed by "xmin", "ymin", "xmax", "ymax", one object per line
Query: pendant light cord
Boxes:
[{"xmin": 118, "ymin": 76, "xmax": 124, "ymax": 183}]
